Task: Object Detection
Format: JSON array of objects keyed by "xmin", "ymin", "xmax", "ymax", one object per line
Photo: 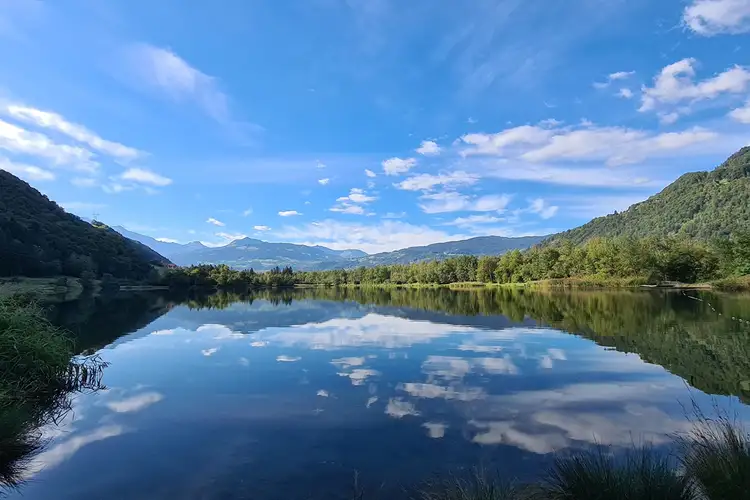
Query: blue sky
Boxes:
[{"xmin": 1, "ymin": 0, "xmax": 749, "ymax": 253}]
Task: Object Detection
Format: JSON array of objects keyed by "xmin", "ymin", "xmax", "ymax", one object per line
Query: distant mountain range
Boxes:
[{"xmin": 112, "ymin": 228, "xmax": 546, "ymax": 271}]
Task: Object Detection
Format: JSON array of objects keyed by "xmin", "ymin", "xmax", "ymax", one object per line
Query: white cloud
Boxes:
[
  {"xmin": 618, "ymin": 88, "xmax": 634, "ymax": 99},
  {"xmin": 515, "ymin": 126, "xmax": 718, "ymax": 166},
  {"xmin": 123, "ymin": 43, "xmax": 231, "ymax": 123},
  {"xmin": 385, "ymin": 398, "xmax": 420, "ymax": 418},
  {"xmin": 0, "ymin": 119, "xmax": 97, "ymax": 172},
  {"xmin": 243, "ymin": 207, "xmax": 253, "ymax": 216},
  {"xmin": 528, "ymin": 198, "xmax": 559, "ymax": 219},
  {"xmin": 416, "ymin": 140, "xmax": 441, "ymax": 156},
  {"xmin": 338, "ymin": 188, "xmax": 376, "ymax": 204},
  {"xmin": 24, "ymin": 426, "xmax": 126, "ymax": 479},
  {"xmin": 278, "ymin": 210, "xmax": 302, "ymax": 217},
  {"xmin": 399, "ymin": 383, "xmax": 485, "ymax": 401},
  {"xmin": 461, "ymin": 125, "xmax": 552, "ymax": 156},
  {"xmin": 639, "ymin": 59, "xmax": 750, "ymax": 120},
  {"xmin": 4, "ymin": 104, "xmax": 141, "ymax": 161},
  {"xmin": 419, "ymin": 192, "xmax": 512, "ymax": 214},
  {"xmin": 365, "ymin": 169, "xmax": 376, "ymax": 178},
  {"xmin": 422, "ymin": 355, "xmax": 519, "ymax": 379},
  {"xmin": 254, "ymin": 225, "xmax": 271, "ymax": 231},
  {"xmin": 206, "ymin": 217, "xmax": 225, "ymax": 226},
  {"xmin": 275, "ymin": 219, "xmax": 469, "ymax": 253},
  {"xmin": 120, "ymin": 167, "xmax": 172, "ymax": 186},
  {"xmin": 330, "ymin": 188, "xmax": 377, "ymax": 214},
  {"xmin": 610, "ymin": 71, "xmax": 635, "ymax": 80},
  {"xmin": 202, "ymin": 347, "xmax": 219, "ymax": 356},
  {"xmin": 317, "ymin": 389, "xmax": 330, "ymax": 397},
  {"xmin": 277, "ymin": 355, "xmax": 301, "ymax": 362},
  {"xmin": 338, "ymin": 368, "xmax": 379, "ymax": 385},
  {"xmin": 683, "ymin": 0, "xmax": 750, "ymax": 35},
  {"xmin": 729, "ymin": 100, "xmax": 750, "ymax": 123},
  {"xmin": 395, "ymin": 171, "xmax": 478, "ymax": 191},
  {"xmin": 316, "ymin": 160, "xmax": 326, "ymax": 169},
  {"xmin": 0, "ymin": 157, "xmax": 55, "ymax": 181},
  {"xmin": 106, "ymin": 392, "xmax": 163, "ymax": 413},
  {"xmin": 382, "ymin": 157, "xmax": 416, "ymax": 176},
  {"xmin": 330, "ymin": 204, "xmax": 365, "ymax": 215},
  {"xmin": 156, "ymin": 237, "xmax": 180, "ymax": 243},
  {"xmin": 71, "ymin": 177, "xmax": 97, "ymax": 188},
  {"xmin": 423, "ymin": 422, "xmax": 448, "ymax": 439},
  {"xmin": 318, "ymin": 178, "xmax": 330, "ymax": 185},
  {"xmin": 593, "ymin": 70, "xmax": 635, "ymax": 89},
  {"xmin": 330, "ymin": 357, "xmax": 366, "ymax": 369}
]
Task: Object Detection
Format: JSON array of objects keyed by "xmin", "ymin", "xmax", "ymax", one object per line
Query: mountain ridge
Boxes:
[
  {"xmin": 550, "ymin": 146, "xmax": 750, "ymax": 245},
  {"xmin": 0, "ymin": 171, "xmax": 171, "ymax": 280},
  {"xmin": 112, "ymin": 227, "xmax": 546, "ymax": 271}
]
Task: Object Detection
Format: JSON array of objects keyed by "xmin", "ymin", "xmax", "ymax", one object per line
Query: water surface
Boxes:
[{"xmin": 6, "ymin": 288, "xmax": 750, "ymax": 499}]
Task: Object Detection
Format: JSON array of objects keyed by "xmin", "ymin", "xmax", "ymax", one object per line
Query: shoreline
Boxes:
[{"xmin": 294, "ymin": 277, "xmax": 750, "ymax": 292}]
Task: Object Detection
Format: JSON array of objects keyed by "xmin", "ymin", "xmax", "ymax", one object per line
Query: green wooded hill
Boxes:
[
  {"xmin": 0, "ymin": 170, "xmax": 171, "ymax": 280},
  {"xmin": 552, "ymin": 147, "xmax": 750, "ymax": 244}
]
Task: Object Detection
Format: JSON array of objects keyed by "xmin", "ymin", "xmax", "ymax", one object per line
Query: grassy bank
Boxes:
[
  {"xmin": 0, "ymin": 297, "xmax": 107, "ymax": 489},
  {"xmin": 0, "ymin": 277, "xmax": 86, "ymax": 303},
  {"xmin": 299, "ymin": 275, "xmax": 750, "ymax": 291}
]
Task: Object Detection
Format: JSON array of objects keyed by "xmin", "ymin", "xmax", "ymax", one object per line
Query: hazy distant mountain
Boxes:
[
  {"xmin": 167, "ymin": 237, "xmax": 366, "ymax": 270},
  {"xmin": 113, "ymin": 226, "xmax": 207, "ymax": 257},
  {"xmin": 113, "ymin": 227, "xmax": 545, "ymax": 271},
  {"xmin": 312, "ymin": 235, "xmax": 547, "ymax": 270}
]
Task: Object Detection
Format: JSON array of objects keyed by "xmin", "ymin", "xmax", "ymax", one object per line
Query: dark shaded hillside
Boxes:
[
  {"xmin": 552, "ymin": 147, "xmax": 750, "ymax": 245},
  {"xmin": 0, "ymin": 170, "xmax": 171, "ymax": 280}
]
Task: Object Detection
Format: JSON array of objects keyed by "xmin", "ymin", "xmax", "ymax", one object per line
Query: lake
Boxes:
[{"xmin": 5, "ymin": 288, "xmax": 750, "ymax": 499}]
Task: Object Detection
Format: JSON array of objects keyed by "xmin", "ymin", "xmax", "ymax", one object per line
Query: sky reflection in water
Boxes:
[{"xmin": 9, "ymin": 292, "xmax": 750, "ymax": 500}]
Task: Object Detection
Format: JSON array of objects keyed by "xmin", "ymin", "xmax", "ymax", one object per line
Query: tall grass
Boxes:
[
  {"xmin": 0, "ymin": 297, "xmax": 108, "ymax": 490},
  {"xmin": 418, "ymin": 468, "xmax": 525, "ymax": 500},
  {"xmin": 535, "ymin": 446, "xmax": 694, "ymax": 500},
  {"xmin": 678, "ymin": 410, "xmax": 750, "ymax": 499}
]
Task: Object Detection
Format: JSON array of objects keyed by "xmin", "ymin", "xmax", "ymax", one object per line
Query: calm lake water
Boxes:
[{"xmin": 6, "ymin": 288, "xmax": 750, "ymax": 499}]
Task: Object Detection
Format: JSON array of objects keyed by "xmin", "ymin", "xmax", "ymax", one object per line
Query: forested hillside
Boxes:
[
  {"xmin": 553, "ymin": 147, "xmax": 750, "ymax": 244},
  {"xmin": 0, "ymin": 171, "xmax": 171, "ymax": 280}
]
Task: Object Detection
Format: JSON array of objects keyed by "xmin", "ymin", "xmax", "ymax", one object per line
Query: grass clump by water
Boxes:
[
  {"xmin": 535, "ymin": 447, "xmax": 693, "ymax": 500},
  {"xmin": 0, "ymin": 296, "xmax": 108, "ymax": 491},
  {"xmin": 418, "ymin": 469, "xmax": 526, "ymax": 500},
  {"xmin": 679, "ymin": 411, "xmax": 750, "ymax": 499},
  {"xmin": 0, "ymin": 297, "xmax": 73, "ymax": 407}
]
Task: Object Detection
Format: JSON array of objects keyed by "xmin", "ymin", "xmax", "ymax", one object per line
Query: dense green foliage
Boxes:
[
  {"xmin": 293, "ymin": 234, "xmax": 750, "ymax": 286},
  {"xmin": 0, "ymin": 297, "xmax": 107, "ymax": 489},
  {"xmin": 0, "ymin": 171, "xmax": 170, "ymax": 280},
  {"xmin": 551, "ymin": 147, "xmax": 750, "ymax": 245},
  {"xmin": 159, "ymin": 264, "xmax": 297, "ymax": 289}
]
